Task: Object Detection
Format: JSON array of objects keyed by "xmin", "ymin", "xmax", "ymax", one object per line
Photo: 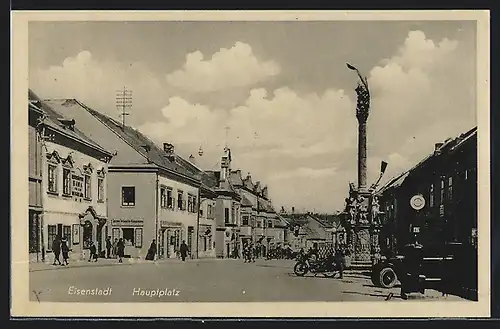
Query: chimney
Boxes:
[
  {"xmin": 434, "ymin": 142, "xmax": 444, "ymax": 153},
  {"xmin": 189, "ymin": 154, "xmax": 195, "ymax": 164},
  {"xmin": 292, "ymin": 206, "xmax": 295, "ymax": 214},
  {"xmin": 163, "ymin": 143, "xmax": 175, "ymax": 161}
]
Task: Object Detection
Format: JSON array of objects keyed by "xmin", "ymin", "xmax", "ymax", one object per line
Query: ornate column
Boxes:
[{"xmin": 345, "ymin": 63, "xmax": 373, "ymax": 263}]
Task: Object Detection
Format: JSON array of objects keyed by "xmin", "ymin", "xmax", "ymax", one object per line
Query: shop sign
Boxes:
[
  {"xmin": 111, "ymin": 219, "xmax": 144, "ymax": 227},
  {"xmin": 160, "ymin": 221, "xmax": 182, "ymax": 228},
  {"xmin": 410, "ymin": 194, "xmax": 425, "ymax": 211}
]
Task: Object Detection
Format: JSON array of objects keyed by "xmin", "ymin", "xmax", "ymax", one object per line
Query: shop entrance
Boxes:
[{"xmin": 163, "ymin": 228, "xmax": 181, "ymax": 258}]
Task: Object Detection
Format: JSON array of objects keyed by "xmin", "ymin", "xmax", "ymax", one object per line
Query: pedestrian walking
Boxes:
[
  {"xmin": 61, "ymin": 236, "xmax": 70, "ymax": 266},
  {"xmin": 146, "ymin": 239, "xmax": 157, "ymax": 261},
  {"xmin": 52, "ymin": 235, "xmax": 62, "ymax": 265},
  {"xmin": 180, "ymin": 240, "xmax": 189, "ymax": 261},
  {"xmin": 117, "ymin": 238, "xmax": 125, "ymax": 263},
  {"xmin": 105, "ymin": 236, "xmax": 112, "ymax": 259},
  {"xmin": 88, "ymin": 241, "xmax": 98, "ymax": 262}
]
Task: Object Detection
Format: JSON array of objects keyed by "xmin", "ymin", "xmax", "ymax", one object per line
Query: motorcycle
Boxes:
[{"xmin": 293, "ymin": 253, "xmax": 338, "ymax": 278}]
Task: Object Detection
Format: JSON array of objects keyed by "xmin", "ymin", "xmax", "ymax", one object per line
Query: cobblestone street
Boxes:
[{"xmin": 29, "ymin": 258, "xmax": 465, "ymax": 303}]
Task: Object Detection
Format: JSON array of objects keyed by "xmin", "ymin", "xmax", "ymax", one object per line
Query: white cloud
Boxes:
[
  {"xmin": 31, "ymin": 30, "xmax": 475, "ymax": 213},
  {"xmin": 29, "ymin": 51, "xmax": 167, "ymax": 120},
  {"xmin": 165, "ymin": 42, "xmax": 280, "ymax": 93},
  {"xmin": 140, "ymin": 30, "xmax": 475, "ymax": 213}
]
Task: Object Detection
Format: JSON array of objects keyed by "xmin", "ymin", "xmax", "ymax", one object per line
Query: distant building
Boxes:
[
  {"xmin": 42, "ymin": 98, "xmax": 211, "ymax": 259},
  {"xmin": 280, "ymin": 213, "xmax": 345, "ymax": 253},
  {"xmin": 29, "ymin": 90, "xmax": 113, "ymax": 262}
]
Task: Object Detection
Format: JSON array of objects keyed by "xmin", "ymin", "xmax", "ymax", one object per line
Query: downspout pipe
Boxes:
[
  {"xmin": 196, "ymin": 193, "xmax": 201, "ymax": 259},
  {"xmin": 155, "ymin": 173, "xmax": 159, "ymax": 260}
]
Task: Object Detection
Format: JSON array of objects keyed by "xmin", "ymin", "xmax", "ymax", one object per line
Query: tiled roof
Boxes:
[
  {"xmin": 240, "ymin": 194, "xmax": 254, "ymax": 207},
  {"xmin": 229, "ymin": 170, "xmax": 244, "ymax": 186},
  {"xmin": 311, "ymin": 214, "xmax": 342, "ymax": 229},
  {"xmin": 29, "ymin": 90, "xmax": 111, "ymax": 156},
  {"xmin": 71, "ymin": 101, "xmax": 199, "ymax": 181},
  {"xmin": 376, "ymin": 126, "xmax": 477, "ymax": 196}
]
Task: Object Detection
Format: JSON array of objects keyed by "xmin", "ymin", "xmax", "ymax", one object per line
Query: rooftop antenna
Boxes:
[
  {"xmin": 116, "ymin": 86, "xmax": 132, "ymax": 129},
  {"xmin": 224, "ymin": 125, "xmax": 230, "ymax": 149}
]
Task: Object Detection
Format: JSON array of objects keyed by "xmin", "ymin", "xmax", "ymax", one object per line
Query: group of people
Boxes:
[
  {"xmin": 51, "ymin": 235, "xmax": 70, "ymax": 266},
  {"xmin": 145, "ymin": 239, "xmax": 190, "ymax": 262}
]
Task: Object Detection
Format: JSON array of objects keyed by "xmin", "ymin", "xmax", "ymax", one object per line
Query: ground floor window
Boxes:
[
  {"xmin": 122, "ymin": 228, "xmax": 135, "ymax": 246},
  {"xmin": 47, "ymin": 225, "xmax": 57, "ymax": 251},
  {"xmin": 62, "ymin": 225, "xmax": 72, "ymax": 246},
  {"xmin": 29, "ymin": 212, "xmax": 40, "ymax": 253}
]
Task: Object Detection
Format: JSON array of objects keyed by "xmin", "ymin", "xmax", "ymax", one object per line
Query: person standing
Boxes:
[
  {"xmin": 180, "ymin": 240, "xmax": 189, "ymax": 262},
  {"xmin": 105, "ymin": 236, "xmax": 112, "ymax": 259},
  {"xmin": 117, "ymin": 238, "xmax": 125, "ymax": 263},
  {"xmin": 400, "ymin": 238, "xmax": 424, "ymax": 300},
  {"xmin": 88, "ymin": 241, "xmax": 98, "ymax": 262},
  {"xmin": 335, "ymin": 244, "xmax": 346, "ymax": 279},
  {"xmin": 61, "ymin": 236, "xmax": 70, "ymax": 266},
  {"xmin": 112, "ymin": 238, "xmax": 118, "ymax": 259},
  {"xmin": 146, "ymin": 239, "xmax": 157, "ymax": 261},
  {"xmin": 52, "ymin": 235, "xmax": 62, "ymax": 265}
]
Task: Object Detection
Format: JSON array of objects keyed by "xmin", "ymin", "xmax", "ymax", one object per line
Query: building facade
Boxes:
[
  {"xmin": 376, "ymin": 127, "xmax": 477, "ymax": 255},
  {"xmin": 43, "ymin": 98, "xmax": 206, "ymax": 259},
  {"xmin": 29, "ymin": 91, "xmax": 113, "ymax": 262},
  {"xmin": 28, "ymin": 100, "xmax": 44, "ymax": 262}
]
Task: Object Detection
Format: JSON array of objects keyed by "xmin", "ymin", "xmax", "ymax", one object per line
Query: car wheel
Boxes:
[{"xmin": 379, "ymin": 267, "xmax": 398, "ymax": 289}]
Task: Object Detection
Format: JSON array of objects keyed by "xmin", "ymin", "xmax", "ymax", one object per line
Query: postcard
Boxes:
[{"xmin": 11, "ymin": 10, "xmax": 490, "ymax": 318}]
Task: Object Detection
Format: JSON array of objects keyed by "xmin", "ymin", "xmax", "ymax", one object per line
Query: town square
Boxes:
[{"xmin": 24, "ymin": 16, "xmax": 481, "ymax": 306}]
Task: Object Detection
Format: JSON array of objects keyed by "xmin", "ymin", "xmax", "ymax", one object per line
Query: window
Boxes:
[
  {"xmin": 177, "ymin": 191, "xmax": 184, "ymax": 210},
  {"xmin": 160, "ymin": 187, "xmax": 166, "ymax": 208},
  {"xmin": 72, "ymin": 174, "xmax": 84, "ymax": 197},
  {"xmin": 440, "ymin": 179, "xmax": 445, "ymax": 204},
  {"xmin": 268, "ymin": 220, "xmax": 273, "ymax": 228},
  {"xmin": 207, "ymin": 204, "xmax": 214, "ymax": 219},
  {"xmin": 134, "ymin": 228, "xmax": 143, "ymax": 248},
  {"xmin": 188, "ymin": 194, "xmax": 196, "ymax": 212},
  {"xmin": 448, "ymin": 176, "xmax": 453, "ymax": 201},
  {"xmin": 167, "ymin": 188, "xmax": 173, "ymax": 208},
  {"xmin": 465, "ymin": 170, "xmax": 468, "ymax": 180},
  {"xmin": 429, "ymin": 184, "xmax": 434, "ymax": 208},
  {"xmin": 256, "ymin": 218, "xmax": 262, "ymax": 228},
  {"xmin": 47, "ymin": 225, "xmax": 57, "ymax": 251},
  {"xmin": 122, "ymin": 186, "xmax": 136, "ymax": 206},
  {"xmin": 231, "ymin": 206, "xmax": 236, "ymax": 224},
  {"xmin": 122, "ymin": 228, "xmax": 135, "ymax": 246},
  {"xmin": 63, "ymin": 225, "xmax": 72, "ymax": 246},
  {"xmin": 84, "ymin": 174, "xmax": 92, "ymax": 199},
  {"xmin": 47, "ymin": 164, "xmax": 58, "ymax": 193},
  {"xmin": 63, "ymin": 168, "xmax": 72, "ymax": 195},
  {"xmin": 242, "ymin": 215, "xmax": 249, "ymax": 226},
  {"xmin": 97, "ymin": 178, "xmax": 104, "ymax": 202}
]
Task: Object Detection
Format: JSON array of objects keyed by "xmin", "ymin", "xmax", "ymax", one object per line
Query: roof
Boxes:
[
  {"xmin": 229, "ymin": 170, "xmax": 244, "ymax": 186},
  {"xmin": 49, "ymin": 99, "xmax": 200, "ymax": 183},
  {"xmin": 29, "ymin": 90, "xmax": 111, "ymax": 157},
  {"xmin": 240, "ymin": 194, "xmax": 254, "ymax": 207},
  {"xmin": 310, "ymin": 214, "xmax": 342, "ymax": 229},
  {"xmin": 203, "ymin": 170, "xmax": 241, "ymax": 199},
  {"xmin": 376, "ymin": 126, "xmax": 477, "ymax": 196}
]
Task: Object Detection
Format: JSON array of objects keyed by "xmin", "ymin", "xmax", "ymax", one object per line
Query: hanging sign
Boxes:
[{"xmin": 410, "ymin": 194, "xmax": 425, "ymax": 211}]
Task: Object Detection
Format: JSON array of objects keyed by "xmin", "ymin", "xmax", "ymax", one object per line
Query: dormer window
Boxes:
[{"xmin": 58, "ymin": 118, "xmax": 76, "ymax": 131}]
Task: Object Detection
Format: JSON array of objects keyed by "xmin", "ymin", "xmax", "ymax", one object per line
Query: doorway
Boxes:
[{"xmin": 82, "ymin": 221, "xmax": 93, "ymax": 249}]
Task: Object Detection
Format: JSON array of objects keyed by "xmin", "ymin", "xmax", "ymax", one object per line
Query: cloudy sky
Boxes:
[{"xmin": 29, "ymin": 20, "xmax": 477, "ymax": 213}]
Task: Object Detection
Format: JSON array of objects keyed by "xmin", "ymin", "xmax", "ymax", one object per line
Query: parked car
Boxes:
[{"xmin": 371, "ymin": 242, "xmax": 477, "ymax": 294}]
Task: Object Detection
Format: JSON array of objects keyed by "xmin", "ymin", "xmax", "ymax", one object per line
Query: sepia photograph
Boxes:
[{"xmin": 11, "ymin": 10, "xmax": 490, "ymax": 317}]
